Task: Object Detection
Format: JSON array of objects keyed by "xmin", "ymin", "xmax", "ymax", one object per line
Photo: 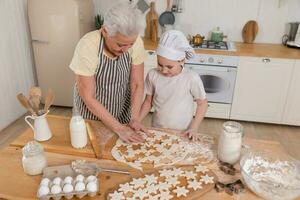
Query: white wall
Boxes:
[
  {"xmin": 0, "ymin": 0, "xmax": 35, "ymax": 131},
  {"xmin": 93, "ymin": 0, "xmax": 300, "ymax": 44}
]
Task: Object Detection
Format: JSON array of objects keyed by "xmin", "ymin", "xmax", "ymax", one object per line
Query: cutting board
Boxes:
[
  {"xmin": 145, "ymin": 2, "xmax": 158, "ymax": 43},
  {"xmin": 10, "ymin": 115, "xmax": 96, "ymax": 158},
  {"xmin": 242, "ymin": 20, "xmax": 258, "ymax": 43}
]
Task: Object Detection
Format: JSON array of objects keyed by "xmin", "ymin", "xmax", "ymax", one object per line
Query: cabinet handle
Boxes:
[
  {"xmin": 32, "ymin": 39, "xmax": 49, "ymax": 44},
  {"xmin": 262, "ymin": 58, "xmax": 271, "ymax": 63},
  {"xmin": 148, "ymin": 51, "xmax": 156, "ymax": 55}
]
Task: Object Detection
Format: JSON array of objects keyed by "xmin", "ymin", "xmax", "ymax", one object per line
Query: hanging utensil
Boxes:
[
  {"xmin": 17, "ymin": 93, "xmax": 36, "ymax": 116},
  {"xmin": 159, "ymin": 0, "xmax": 175, "ymax": 28},
  {"xmin": 71, "ymin": 160, "xmax": 130, "ymax": 175},
  {"xmin": 43, "ymin": 88, "xmax": 55, "ymax": 114}
]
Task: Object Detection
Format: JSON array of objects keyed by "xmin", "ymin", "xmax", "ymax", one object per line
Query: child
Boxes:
[{"xmin": 138, "ymin": 30, "xmax": 208, "ymax": 141}]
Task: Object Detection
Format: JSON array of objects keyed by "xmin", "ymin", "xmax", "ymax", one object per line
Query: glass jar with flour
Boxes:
[
  {"xmin": 22, "ymin": 141, "xmax": 47, "ymax": 175},
  {"xmin": 218, "ymin": 121, "xmax": 243, "ymax": 164}
]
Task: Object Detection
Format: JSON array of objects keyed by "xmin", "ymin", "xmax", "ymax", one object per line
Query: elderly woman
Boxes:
[{"xmin": 69, "ymin": 3, "xmax": 150, "ymax": 143}]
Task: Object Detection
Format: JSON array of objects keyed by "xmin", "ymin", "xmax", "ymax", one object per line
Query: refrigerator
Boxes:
[{"xmin": 28, "ymin": 0, "xmax": 94, "ymax": 106}]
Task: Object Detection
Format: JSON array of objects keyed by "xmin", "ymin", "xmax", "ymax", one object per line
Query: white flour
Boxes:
[{"xmin": 242, "ymin": 155, "xmax": 300, "ymax": 200}]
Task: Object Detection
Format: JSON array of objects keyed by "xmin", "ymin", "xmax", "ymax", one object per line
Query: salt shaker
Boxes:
[
  {"xmin": 22, "ymin": 141, "xmax": 47, "ymax": 175},
  {"xmin": 218, "ymin": 121, "xmax": 243, "ymax": 164},
  {"xmin": 70, "ymin": 106, "xmax": 87, "ymax": 149}
]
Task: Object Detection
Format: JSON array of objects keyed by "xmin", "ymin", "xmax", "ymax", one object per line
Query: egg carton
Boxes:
[{"xmin": 37, "ymin": 164, "xmax": 99, "ymax": 200}]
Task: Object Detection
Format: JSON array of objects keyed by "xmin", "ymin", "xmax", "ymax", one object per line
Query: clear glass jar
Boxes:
[
  {"xmin": 218, "ymin": 121, "xmax": 243, "ymax": 164},
  {"xmin": 22, "ymin": 141, "xmax": 47, "ymax": 175}
]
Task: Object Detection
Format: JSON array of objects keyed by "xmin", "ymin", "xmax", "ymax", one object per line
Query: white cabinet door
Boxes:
[
  {"xmin": 230, "ymin": 57, "xmax": 294, "ymax": 123},
  {"xmin": 144, "ymin": 50, "xmax": 157, "ymax": 79},
  {"xmin": 282, "ymin": 60, "xmax": 300, "ymax": 125}
]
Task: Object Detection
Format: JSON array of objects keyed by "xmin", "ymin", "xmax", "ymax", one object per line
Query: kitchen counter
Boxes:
[
  {"xmin": 5, "ymin": 114, "xmax": 300, "ymax": 199},
  {"xmin": 143, "ymin": 38, "xmax": 300, "ymax": 59}
]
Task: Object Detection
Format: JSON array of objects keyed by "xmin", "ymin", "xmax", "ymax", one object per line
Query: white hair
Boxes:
[{"xmin": 104, "ymin": 2, "xmax": 143, "ymax": 37}]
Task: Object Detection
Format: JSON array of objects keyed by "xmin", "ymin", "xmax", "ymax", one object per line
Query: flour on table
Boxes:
[{"xmin": 111, "ymin": 129, "xmax": 215, "ymax": 171}]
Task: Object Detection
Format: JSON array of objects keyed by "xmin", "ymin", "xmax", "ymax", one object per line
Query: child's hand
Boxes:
[{"xmin": 182, "ymin": 128, "xmax": 201, "ymax": 142}]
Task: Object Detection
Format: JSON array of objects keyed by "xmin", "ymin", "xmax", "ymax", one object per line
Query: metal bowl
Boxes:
[{"xmin": 240, "ymin": 150, "xmax": 300, "ymax": 200}]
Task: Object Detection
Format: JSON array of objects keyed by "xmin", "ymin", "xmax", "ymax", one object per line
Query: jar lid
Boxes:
[
  {"xmin": 22, "ymin": 140, "xmax": 44, "ymax": 157},
  {"xmin": 223, "ymin": 121, "xmax": 243, "ymax": 134}
]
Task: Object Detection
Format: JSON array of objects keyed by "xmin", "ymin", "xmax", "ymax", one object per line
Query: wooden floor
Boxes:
[{"xmin": 1, "ymin": 106, "xmax": 300, "ymax": 160}]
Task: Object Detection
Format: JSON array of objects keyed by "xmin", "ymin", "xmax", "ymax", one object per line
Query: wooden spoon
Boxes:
[
  {"xmin": 29, "ymin": 87, "xmax": 42, "ymax": 113},
  {"xmin": 17, "ymin": 93, "xmax": 36, "ymax": 116},
  {"xmin": 43, "ymin": 89, "xmax": 55, "ymax": 113}
]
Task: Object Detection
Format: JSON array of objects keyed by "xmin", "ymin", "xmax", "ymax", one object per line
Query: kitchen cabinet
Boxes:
[
  {"xmin": 282, "ymin": 60, "xmax": 300, "ymax": 126},
  {"xmin": 230, "ymin": 57, "xmax": 294, "ymax": 123}
]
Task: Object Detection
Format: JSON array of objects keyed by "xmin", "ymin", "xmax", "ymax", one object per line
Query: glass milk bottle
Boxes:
[
  {"xmin": 218, "ymin": 121, "xmax": 243, "ymax": 164},
  {"xmin": 22, "ymin": 141, "xmax": 47, "ymax": 175},
  {"xmin": 70, "ymin": 106, "xmax": 87, "ymax": 148}
]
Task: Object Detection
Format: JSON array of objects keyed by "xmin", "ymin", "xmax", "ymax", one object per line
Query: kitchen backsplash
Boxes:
[{"xmin": 93, "ymin": 0, "xmax": 300, "ymax": 44}]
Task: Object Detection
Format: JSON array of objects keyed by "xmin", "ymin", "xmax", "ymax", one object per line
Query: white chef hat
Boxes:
[{"xmin": 156, "ymin": 30, "xmax": 194, "ymax": 61}]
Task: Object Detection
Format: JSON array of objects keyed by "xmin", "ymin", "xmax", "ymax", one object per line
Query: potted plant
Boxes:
[{"xmin": 95, "ymin": 14, "xmax": 104, "ymax": 30}]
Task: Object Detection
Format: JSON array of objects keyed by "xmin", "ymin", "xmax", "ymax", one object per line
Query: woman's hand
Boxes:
[
  {"xmin": 128, "ymin": 120, "xmax": 154, "ymax": 137},
  {"xmin": 115, "ymin": 125, "xmax": 145, "ymax": 143},
  {"xmin": 182, "ymin": 128, "xmax": 201, "ymax": 142}
]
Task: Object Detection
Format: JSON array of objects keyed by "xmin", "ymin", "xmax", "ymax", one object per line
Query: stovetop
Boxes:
[{"xmin": 191, "ymin": 40, "xmax": 228, "ymax": 50}]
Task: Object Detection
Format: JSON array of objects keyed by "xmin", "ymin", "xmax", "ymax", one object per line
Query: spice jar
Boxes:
[
  {"xmin": 22, "ymin": 141, "xmax": 47, "ymax": 175},
  {"xmin": 218, "ymin": 121, "xmax": 243, "ymax": 164}
]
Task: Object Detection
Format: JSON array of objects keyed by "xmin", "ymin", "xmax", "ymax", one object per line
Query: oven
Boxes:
[{"xmin": 185, "ymin": 54, "xmax": 239, "ymax": 118}]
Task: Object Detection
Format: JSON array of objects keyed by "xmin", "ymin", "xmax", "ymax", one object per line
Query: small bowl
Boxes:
[{"xmin": 240, "ymin": 150, "xmax": 300, "ymax": 200}]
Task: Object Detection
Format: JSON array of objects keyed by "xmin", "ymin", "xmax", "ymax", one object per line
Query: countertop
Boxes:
[{"xmin": 143, "ymin": 38, "xmax": 300, "ymax": 59}]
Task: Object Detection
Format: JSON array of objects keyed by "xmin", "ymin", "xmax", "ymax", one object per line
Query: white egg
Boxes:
[
  {"xmin": 63, "ymin": 183, "xmax": 74, "ymax": 193},
  {"xmin": 52, "ymin": 177, "xmax": 62, "ymax": 185},
  {"xmin": 51, "ymin": 184, "xmax": 62, "ymax": 194},
  {"xmin": 64, "ymin": 176, "xmax": 73, "ymax": 185},
  {"xmin": 86, "ymin": 182, "xmax": 97, "ymax": 192},
  {"xmin": 75, "ymin": 181, "xmax": 85, "ymax": 192},
  {"xmin": 86, "ymin": 175, "xmax": 97, "ymax": 183},
  {"xmin": 38, "ymin": 185, "xmax": 50, "ymax": 197},
  {"xmin": 40, "ymin": 178, "xmax": 50, "ymax": 186},
  {"xmin": 75, "ymin": 174, "xmax": 85, "ymax": 182}
]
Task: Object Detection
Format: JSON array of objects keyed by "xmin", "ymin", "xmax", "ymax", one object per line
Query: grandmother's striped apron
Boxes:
[{"xmin": 74, "ymin": 35, "xmax": 131, "ymax": 124}]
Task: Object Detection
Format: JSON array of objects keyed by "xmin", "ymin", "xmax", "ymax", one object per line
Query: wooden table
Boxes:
[
  {"xmin": 2, "ymin": 144, "xmax": 298, "ymax": 200},
  {"xmin": 6, "ymin": 115, "xmax": 300, "ymax": 200}
]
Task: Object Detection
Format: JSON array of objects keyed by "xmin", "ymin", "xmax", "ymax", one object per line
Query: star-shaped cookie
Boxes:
[
  {"xmin": 184, "ymin": 170, "xmax": 197, "ymax": 180},
  {"xmin": 157, "ymin": 182, "xmax": 170, "ymax": 192},
  {"xmin": 173, "ymin": 186, "xmax": 189, "ymax": 197},
  {"xmin": 187, "ymin": 179, "xmax": 203, "ymax": 190},
  {"xmin": 200, "ymin": 174, "xmax": 214, "ymax": 184},
  {"xmin": 133, "ymin": 188, "xmax": 149, "ymax": 199},
  {"xmin": 108, "ymin": 191, "xmax": 125, "ymax": 200},
  {"xmin": 130, "ymin": 178, "xmax": 146, "ymax": 189},
  {"xmin": 195, "ymin": 164, "xmax": 209, "ymax": 173},
  {"xmin": 118, "ymin": 182, "xmax": 133, "ymax": 193},
  {"xmin": 159, "ymin": 190, "xmax": 174, "ymax": 200},
  {"xmin": 166, "ymin": 176, "xmax": 180, "ymax": 186},
  {"xmin": 171, "ymin": 168, "xmax": 183, "ymax": 177},
  {"xmin": 144, "ymin": 174, "xmax": 158, "ymax": 185}
]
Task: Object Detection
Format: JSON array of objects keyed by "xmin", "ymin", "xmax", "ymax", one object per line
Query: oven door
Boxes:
[{"xmin": 185, "ymin": 64, "xmax": 237, "ymax": 104}]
